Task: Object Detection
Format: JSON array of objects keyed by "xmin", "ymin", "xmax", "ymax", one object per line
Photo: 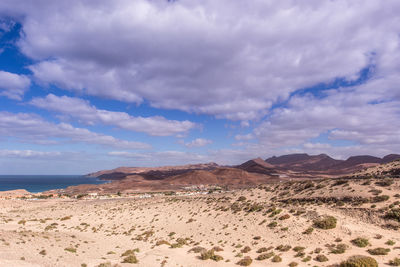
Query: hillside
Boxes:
[
  {"xmin": 76, "ymin": 153, "xmax": 400, "ymax": 194},
  {"xmin": 353, "ymin": 159, "xmax": 400, "ymax": 178},
  {"xmin": 266, "ymin": 153, "xmax": 400, "ymax": 174},
  {"xmin": 237, "ymin": 158, "xmax": 276, "ymax": 175}
]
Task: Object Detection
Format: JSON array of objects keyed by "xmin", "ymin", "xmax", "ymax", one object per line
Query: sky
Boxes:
[{"xmin": 0, "ymin": 0, "xmax": 400, "ymax": 174}]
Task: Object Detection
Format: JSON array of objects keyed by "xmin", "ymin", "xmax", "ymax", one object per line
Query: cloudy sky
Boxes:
[{"xmin": 0, "ymin": 0, "xmax": 400, "ymax": 174}]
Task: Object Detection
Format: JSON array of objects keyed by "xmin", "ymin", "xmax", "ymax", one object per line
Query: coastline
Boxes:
[{"xmin": 0, "ymin": 175, "xmax": 108, "ymax": 194}]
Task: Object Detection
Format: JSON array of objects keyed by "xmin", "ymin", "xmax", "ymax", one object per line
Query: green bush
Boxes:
[
  {"xmin": 386, "ymin": 240, "xmax": 396, "ymax": 246},
  {"xmin": 256, "ymin": 252, "xmax": 274, "ymax": 261},
  {"xmin": 386, "ymin": 209, "xmax": 400, "ymax": 222},
  {"xmin": 269, "ymin": 209, "xmax": 282, "ymax": 217},
  {"xmin": 303, "ymin": 227, "xmax": 314, "ymax": 234},
  {"xmin": 237, "ymin": 256, "xmax": 252, "ymax": 266},
  {"xmin": 237, "ymin": 196, "xmax": 246, "ymax": 201},
  {"xmin": 293, "ymin": 246, "xmax": 305, "ymax": 252},
  {"xmin": 200, "ymin": 249, "xmax": 213, "ymax": 260},
  {"xmin": 390, "ymin": 258, "xmax": 400, "ymax": 266},
  {"xmin": 121, "ymin": 249, "xmax": 139, "ymax": 257},
  {"xmin": 247, "ymin": 203, "xmax": 263, "ymax": 212},
  {"xmin": 375, "ymin": 178, "xmax": 394, "ymax": 186},
  {"xmin": 314, "ymin": 216, "xmax": 337, "ymax": 229},
  {"xmin": 268, "ymin": 221, "xmax": 278, "ymax": 228},
  {"xmin": 256, "ymin": 247, "xmax": 272, "ymax": 253},
  {"xmin": 156, "ymin": 240, "xmax": 171, "ymax": 246},
  {"xmin": 271, "ymin": 255, "xmax": 282, "ymax": 262},
  {"xmin": 279, "ymin": 214, "xmax": 290, "ymax": 220},
  {"xmin": 276, "ymin": 245, "xmax": 291, "ymax": 252},
  {"xmin": 367, "ymin": 247, "xmax": 390, "ymax": 255},
  {"xmin": 241, "ymin": 246, "xmax": 251, "ymax": 253},
  {"xmin": 122, "ymin": 255, "xmax": 138, "ymax": 264},
  {"xmin": 339, "ymin": 255, "xmax": 378, "ymax": 267},
  {"xmin": 64, "ymin": 247, "xmax": 77, "ymax": 253},
  {"xmin": 331, "ymin": 243, "xmax": 347, "ymax": 254},
  {"xmin": 315, "ymin": 254, "xmax": 328, "ymax": 262},
  {"xmin": 372, "ymin": 195, "xmax": 390, "ymax": 202},
  {"xmin": 200, "ymin": 249, "xmax": 223, "ymax": 261},
  {"xmin": 351, "ymin": 237, "xmax": 369, "ymax": 247}
]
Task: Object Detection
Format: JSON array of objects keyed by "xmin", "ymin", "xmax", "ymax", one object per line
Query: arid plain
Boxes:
[{"xmin": 1, "ymin": 159, "xmax": 400, "ymax": 266}]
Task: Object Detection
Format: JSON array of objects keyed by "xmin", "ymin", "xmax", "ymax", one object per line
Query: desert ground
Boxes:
[{"xmin": 2, "ymin": 176, "xmax": 400, "ymax": 267}]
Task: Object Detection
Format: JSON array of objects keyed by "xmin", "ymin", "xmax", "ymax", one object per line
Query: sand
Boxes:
[{"xmin": 1, "ymin": 178, "xmax": 400, "ymax": 266}]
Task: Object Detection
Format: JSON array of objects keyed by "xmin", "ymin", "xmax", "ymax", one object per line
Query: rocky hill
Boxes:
[
  {"xmin": 74, "ymin": 153, "xmax": 400, "ymax": 194},
  {"xmin": 265, "ymin": 153, "xmax": 400, "ymax": 174}
]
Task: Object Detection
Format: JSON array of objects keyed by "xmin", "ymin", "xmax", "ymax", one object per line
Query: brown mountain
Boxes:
[
  {"xmin": 62, "ymin": 166, "xmax": 276, "ymax": 194},
  {"xmin": 332, "ymin": 155, "xmax": 382, "ymax": 170},
  {"xmin": 89, "ymin": 162, "xmax": 219, "ymax": 181},
  {"xmin": 265, "ymin": 153, "xmax": 400, "ymax": 174},
  {"xmin": 382, "ymin": 154, "xmax": 400, "ymax": 164},
  {"xmin": 164, "ymin": 167, "xmax": 273, "ymax": 187},
  {"xmin": 237, "ymin": 157, "xmax": 276, "ymax": 174},
  {"xmin": 66, "ymin": 153, "xmax": 400, "ymax": 195},
  {"xmin": 265, "ymin": 153, "xmax": 311, "ymax": 165},
  {"xmin": 265, "ymin": 153, "xmax": 340, "ymax": 172}
]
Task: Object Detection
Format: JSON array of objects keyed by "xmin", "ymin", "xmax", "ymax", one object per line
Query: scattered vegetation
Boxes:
[
  {"xmin": 339, "ymin": 255, "xmax": 378, "ymax": 267},
  {"xmin": 351, "ymin": 237, "xmax": 369, "ymax": 247},
  {"xmin": 367, "ymin": 247, "xmax": 390, "ymax": 255},
  {"xmin": 271, "ymin": 255, "xmax": 282, "ymax": 262},
  {"xmin": 200, "ymin": 249, "xmax": 223, "ymax": 262},
  {"xmin": 315, "ymin": 254, "xmax": 329, "ymax": 262},
  {"xmin": 236, "ymin": 256, "xmax": 252, "ymax": 266},
  {"xmin": 64, "ymin": 247, "xmax": 77, "ymax": 253},
  {"xmin": 256, "ymin": 252, "xmax": 274, "ymax": 261},
  {"xmin": 122, "ymin": 255, "xmax": 138, "ymax": 264},
  {"xmin": 389, "ymin": 258, "xmax": 400, "ymax": 266},
  {"xmin": 314, "ymin": 216, "xmax": 337, "ymax": 229}
]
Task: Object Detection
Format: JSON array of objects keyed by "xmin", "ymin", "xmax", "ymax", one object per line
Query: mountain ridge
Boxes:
[{"xmin": 69, "ymin": 153, "xmax": 400, "ymax": 194}]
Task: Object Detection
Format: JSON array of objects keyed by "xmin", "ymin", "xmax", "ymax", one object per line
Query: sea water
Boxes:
[{"xmin": 0, "ymin": 175, "xmax": 107, "ymax": 193}]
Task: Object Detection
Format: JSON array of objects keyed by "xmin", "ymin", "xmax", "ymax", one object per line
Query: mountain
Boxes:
[
  {"xmin": 265, "ymin": 153, "xmax": 400, "ymax": 174},
  {"xmin": 88, "ymin": 162, "xmax": 219, "ymax": 180},
  {"xmin": 333, "ymin": 155, "xmax": 382, "ymax": 170},
  {"xmin": 382, "ymin": 154, "xmax": 400, "ymax": 164},
  {"xmin": 164, "ymin": 167, "xmax": 273, "ymax": 187},
  {"xmin": 75, "ymin": 153, "xmax": 400, "ymax": 194},
  {"xmin": 237, "ymin": 157, "xmax": 276, "ymax": 174},
  {"xmin": 265, "ymin": 153, "xmax": 340, "ymax": 172},
  {"xmin": 265, "ymin": 153, "xmax": 311, "ymax": 165}
]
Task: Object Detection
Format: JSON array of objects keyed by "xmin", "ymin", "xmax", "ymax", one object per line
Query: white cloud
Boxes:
[
  {"xmin": 0, "ymin": 70, "xmax": 30, "ymax": 100},
  {"xmin": 1, "ymin": 0, "xmax": 400, "ymax": 167},
  {"xmin": 303, "ymin": 143, "xmax": 332, "ymax": 150},
  {"xmin": 184, "ymin": 138, "xmax": 212, "ymax": 148},
  {"xmin": 108, "ymin": 150, "xmax": 208, "ymax": 166},
  {"xmin": 0, "ymin": 149, "xmax": 62, "ymax": 158},
  {"xmin": 30, "ymin": 94, "xmax": 197, "ymax": 136},
  {"xmin": 235, "ymin": 79, "xmax": 400, "ymax": 159},
  {"xmin": 235, "ymin": 133, "xmax": 254, "ymax": 141},
  {"xmin": 0, "ymin": 111, "xmax": 151, "ymax": 149},
  {"xmin": 1, "ymin": 0, "xmax": 398, "ymax": 120}
]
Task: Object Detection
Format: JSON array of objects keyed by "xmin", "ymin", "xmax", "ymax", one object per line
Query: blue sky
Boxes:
[{"xmin": 0, "ymin": 0, "xmax": 400, "ymax": 174}]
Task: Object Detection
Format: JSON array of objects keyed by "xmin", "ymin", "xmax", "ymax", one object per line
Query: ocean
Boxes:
[{"xmin": 0, "ymin": 175, "xmax": 107, "ymax": 193}]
